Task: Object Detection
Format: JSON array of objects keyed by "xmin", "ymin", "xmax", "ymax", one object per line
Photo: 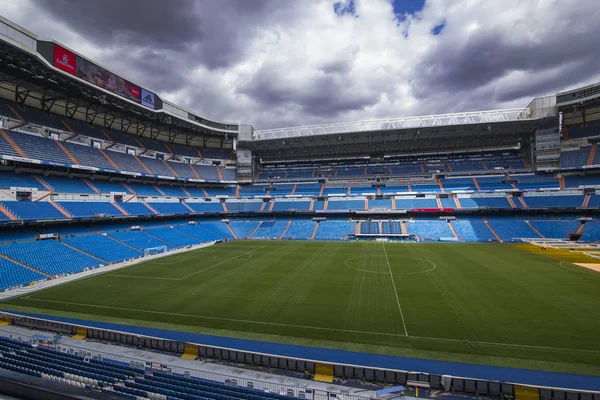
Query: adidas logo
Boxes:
[{"xmin": 143, "ymin": 94, "xmax": 153, "ymax": 104}]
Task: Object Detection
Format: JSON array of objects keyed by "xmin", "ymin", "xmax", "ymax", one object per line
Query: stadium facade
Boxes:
[{"xmin": 0, "ymin": 15, "xmax": 599, "ymax": 400}]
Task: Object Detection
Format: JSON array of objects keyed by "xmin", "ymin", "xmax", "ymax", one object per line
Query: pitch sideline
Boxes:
[{"xmin": 16, "ymin": 297, "xmax": 600, "ymax": 354}]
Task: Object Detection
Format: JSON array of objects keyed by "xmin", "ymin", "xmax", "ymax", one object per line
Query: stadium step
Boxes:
[
  {"xmin": 181, "ymin": 187, "xmax": 192, "ymax": 197},
  {"xmin": 268, "ymin": 201, "xmax": 274, "ymax": 212},
  {"xmin": 291, "ymin": 184, "xmax": 297, "ymax": 195},
  {"xmin": 0, "ymin": 129, "xmax": 27, "ymax": 158},
  {"xmin": 83, "ymin": 179, "xmax": 101, "ymax": 194},
  {"xmin": 279, "ymin": 218, "xmax": 292, "ymax": 239},
  {"xmin": 448, "ymin": 221, "xmax": 460, "ymax": 241},
  {"xmin": 323, "ymin": 199, "xmax": 329, "ymax": 210},
  {"xmin": 135, "ymin": 138, "xmax": 147, "ymax": 153},
  {"xmin": 364, "ymin": 198, "xmax": 369, "ymax": 210},
  {"xmin": 54, "ymin": 140, "xmax": 79, "ymax": 164},
  {"xmin": 391, "ymin": 197, "xmax": 396, "ymax": 209},
  {"xmin": 249, "ymin": 222, "xmax": 262, "ymax": 239},
  {"xmin": 50, "ymin": 201, "xmax": 72, "ymax": 218},
  {"xmin": 216, "ymin": 166, "xmax": 224, "ymax": 182},
  {"xmin": 222, "ymin": 201, "xmax": 229, "ymax": 212},
  {"xmin": 309, "ymin": 200, "xmax": 315, "ymax": 211},
  {"xmin": 506, "ymin": 196, "xmax": 517, "ymax": 209},
  {"xmin": 61, "ymin": 241, "xmax": 109, "ymax": 264},
  {"xmin": 60, "ymin": 120, "xmax": 78, "ymax": 141},
  {"xmin": 435, "ymin": 197, "xmax": 442, "ymax": 208},
  {"xmin": 310, "ymin": 223, "xmax": 319, "ymax": 240},
  {"xmin": 355, "ymin": 222, "xmax": 360, "ymax": 235},
  {"xmin": 319, "ymin": 183, "xmax": 325, "ymax": 196},
  {"xmin": 0, "ymin": 203, "xmax": 18, "ymax": 221},
  {"xmin": 482, "ymin": 217, "xmax": 503, "ymax": 242},
  {"xmin": 98, "ymin": 148, "xmax": 120, "ymax": 170},
  {"xmin": 154, "ymin": 186, "xmax": 166, "ymax": 196},
  {"xmin": 401, "ymin": 221, "xmax": 408, "ymax": 234},
  {"xmin": 196, "ymin": 148, "xmax": 204, "ymax": 159},
  {"xmin": 0, "ymin": 253, "xmax": 51, "ymax": 278},
  {"xmin": 101, "ymin": 130, "xmax": 115, "ymax": 143},
  {"xmin": 260, "ymin": 201, "xmax": 268, "ymax": 212},
  {"xmin": 525, "ymin": 221, "xmax": 545, "ymax": 238},
  {"xmin": 588, "ymin": 144, "xmax": 597, "ymax": 165},
  {"xmin": 559, "ymin": 175, "xmax": 566, "ymax": 190},
  {"xmin": 226, "ymin": 223, "xmax": 238, "ymax": 239},
  {"xmin": 472, "ymin": 177, "xmax": 481, "ymax": 191},
  {"xmin": 201, "ymin": 187, "xmax": 209, "ymax": 197},
  {"xmin": 481, "ymin": 161, "xmax": 488, "ymax": 170},
  {"xmin": 164, "ymin": 144, "xmax": 175, "ymax": 156},
  {"xmin": 107, "ymin": 235, "xmax": 143, "ymax": 252},
  {"xmin": 437, "ymin": 179, "xmax": 445, "ymax": 193},
  {"xmin": 7, "ymin": 105, "xmax": 26, "ymax": 123},
  {"xmin": 453, "ymin": 196, "xmax": 462, "ymax": 209},
  {"xmin": 162, "ymin": 160, "xmax": 179, "ymax": 177},
  {"xmin": 112, "ymin": 202, "xmax": 129, "ymax": 215},
  {"xmin": 133, "ymin": 155, "xmax": 153, "ymax": 174},
  {"xmin": 236, "ymin": 186, "xmax": 240, "ymax": 198},
  {"xmin": 143, "ymin": 231, "xmax": 177, "ymax": 248},
  {"xmin": 576, "ymin": 222, "xmax": 585, "ymax": 234},
  {"xmin": 518, "ymin": 197, "xmax": 528, "ymax": 208},
  {"xmin": 33, "ymin": 175, "xmax": 54, "ymax": 192},
  {"xmin": 181, "ymin": 202, "xmax": 195, "ymax": 213},
  {"xmin": 446, "ymin": 162, "xmax": 453, "ymax": 172},
  {"xmin": 188, "ymin": 163, "xmax": 201, "ymax": 179},
  {"xmin": 143, "ymin": 203, "xmax": 159, "ymax": 215},
  {"xmin": 582, "ymin": 193, "xmax": 591, "ymax": 208}
]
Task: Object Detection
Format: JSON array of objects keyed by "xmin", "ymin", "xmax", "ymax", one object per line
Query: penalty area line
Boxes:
[{"xmin": 111, "ymin": 246, "xmax": 266, "ymax": 281}]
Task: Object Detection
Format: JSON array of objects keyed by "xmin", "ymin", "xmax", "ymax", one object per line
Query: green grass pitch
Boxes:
[{"xmin": 2, "ymin": 241, "xmax": 600, "ymax": 375}]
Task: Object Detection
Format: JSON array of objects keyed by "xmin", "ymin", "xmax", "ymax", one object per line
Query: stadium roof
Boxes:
[
  {"xmin": 0, "ymin": 16, "xmax": 238, "ymax": 147},
  {"xmin": 244, "ymin": 96, "xmax": 557, "ymax": 161},
  {"xmin": 253, "ymin": 108, "xmax": 529, "ymax": 140}
]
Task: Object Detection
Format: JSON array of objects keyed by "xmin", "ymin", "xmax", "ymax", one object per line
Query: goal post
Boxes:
[{"xmin": 144, "ymin": 246, "xmax": 168, "ymax": 257}]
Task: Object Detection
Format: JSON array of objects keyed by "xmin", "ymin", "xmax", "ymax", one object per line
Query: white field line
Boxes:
[
  {"xmin": 382, "ymin": 243, "xmax": 408, "ymax": 336},
  {"xmin": 111, "ymin": 246, "xmax": 266, "ymax": 281},
  {"xmin": 17, "ymin": 298, "xmax": 600, "ymax": 354}
]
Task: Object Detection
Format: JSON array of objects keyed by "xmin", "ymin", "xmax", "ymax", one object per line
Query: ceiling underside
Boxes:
[{"xmin": 243, "ymin": 119, "xmax": 549, "ymax": 161}]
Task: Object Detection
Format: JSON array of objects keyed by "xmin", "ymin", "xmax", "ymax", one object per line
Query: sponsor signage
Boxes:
[
  {"xmin": 53, "ymin": 44, "xmax": 77, "ymax": 75},
  {"xmin": 141, "ymin": 88, "xmax": 155, "ymax": 109},
  {"xmin": 76, "ymin": 56, "xmax": 141, "ymax": 103}
]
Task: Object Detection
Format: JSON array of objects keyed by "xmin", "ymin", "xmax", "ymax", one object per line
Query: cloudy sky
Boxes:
[{"xmin": 1, "ymin": 0, "xmax": 599, "ymax": 130}]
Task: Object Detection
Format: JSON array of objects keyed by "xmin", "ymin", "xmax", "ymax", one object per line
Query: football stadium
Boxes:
[{"xmin": 0, "ymin": 11, "xmax": 598, "ymax": 400}]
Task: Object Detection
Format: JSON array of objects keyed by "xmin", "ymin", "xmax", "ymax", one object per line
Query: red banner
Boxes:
[
  {"xmin": 53, "ymin": 44, "xmax": 76, "ymax": 75},
  {"xmin": 412, "ymin": 208, "xmax": 454, "ymax": 213}
]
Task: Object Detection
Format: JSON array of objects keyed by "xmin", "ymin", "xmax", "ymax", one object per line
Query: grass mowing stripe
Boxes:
[
  {"xmin": 382, "ymin": 242, "xmax": 408, "ymax": 336},
  {"xmin": 2, "ymin": 241, "xmax": 599, "ymax": 375},
  {"xmin": 16, "ymin": 297, "xmax": 600, "ymax": 354},
  {"xmin": 19, "ymin": 297, "xmax": 406, "ymax": 337},
  {"xmin": 111, "ymin": 246, "xmax": 265, "ymax": 281}
]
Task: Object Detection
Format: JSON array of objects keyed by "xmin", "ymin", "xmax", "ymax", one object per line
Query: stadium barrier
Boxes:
[
  {"xmin": 0, "ymin": 326, "xmax": 365, "ymax": 400},
  {"xmin": 0, "ymin": 311, "xmax": 597, "ymax": 399}
]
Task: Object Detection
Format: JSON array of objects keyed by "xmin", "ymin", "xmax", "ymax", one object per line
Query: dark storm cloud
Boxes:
[
  {"xmin": 4, "ymin": 0, "xmax": 600, "ymax": 129},
  {"xmin": 238, "ymin": 61, "xmax": 381, "ymax": 118},
  {"xmin": 33, "ymin": 0, "xmax": 282, "ymax": 69}
]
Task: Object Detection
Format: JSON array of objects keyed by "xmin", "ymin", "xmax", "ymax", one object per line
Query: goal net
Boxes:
[{"xmin": 144, "ymin": 246, "xmax": 168, "ymax": 256}]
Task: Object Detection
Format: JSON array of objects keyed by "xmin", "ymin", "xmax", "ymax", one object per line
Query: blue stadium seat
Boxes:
[{"xmin": 0, "ymin": 240, "xmax": 101, "ymax": 275}]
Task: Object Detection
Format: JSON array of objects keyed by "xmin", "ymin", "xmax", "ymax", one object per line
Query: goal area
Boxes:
[{"xmin": 144, "ymin": 246, "xmax": 168, "ymax": 256}]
